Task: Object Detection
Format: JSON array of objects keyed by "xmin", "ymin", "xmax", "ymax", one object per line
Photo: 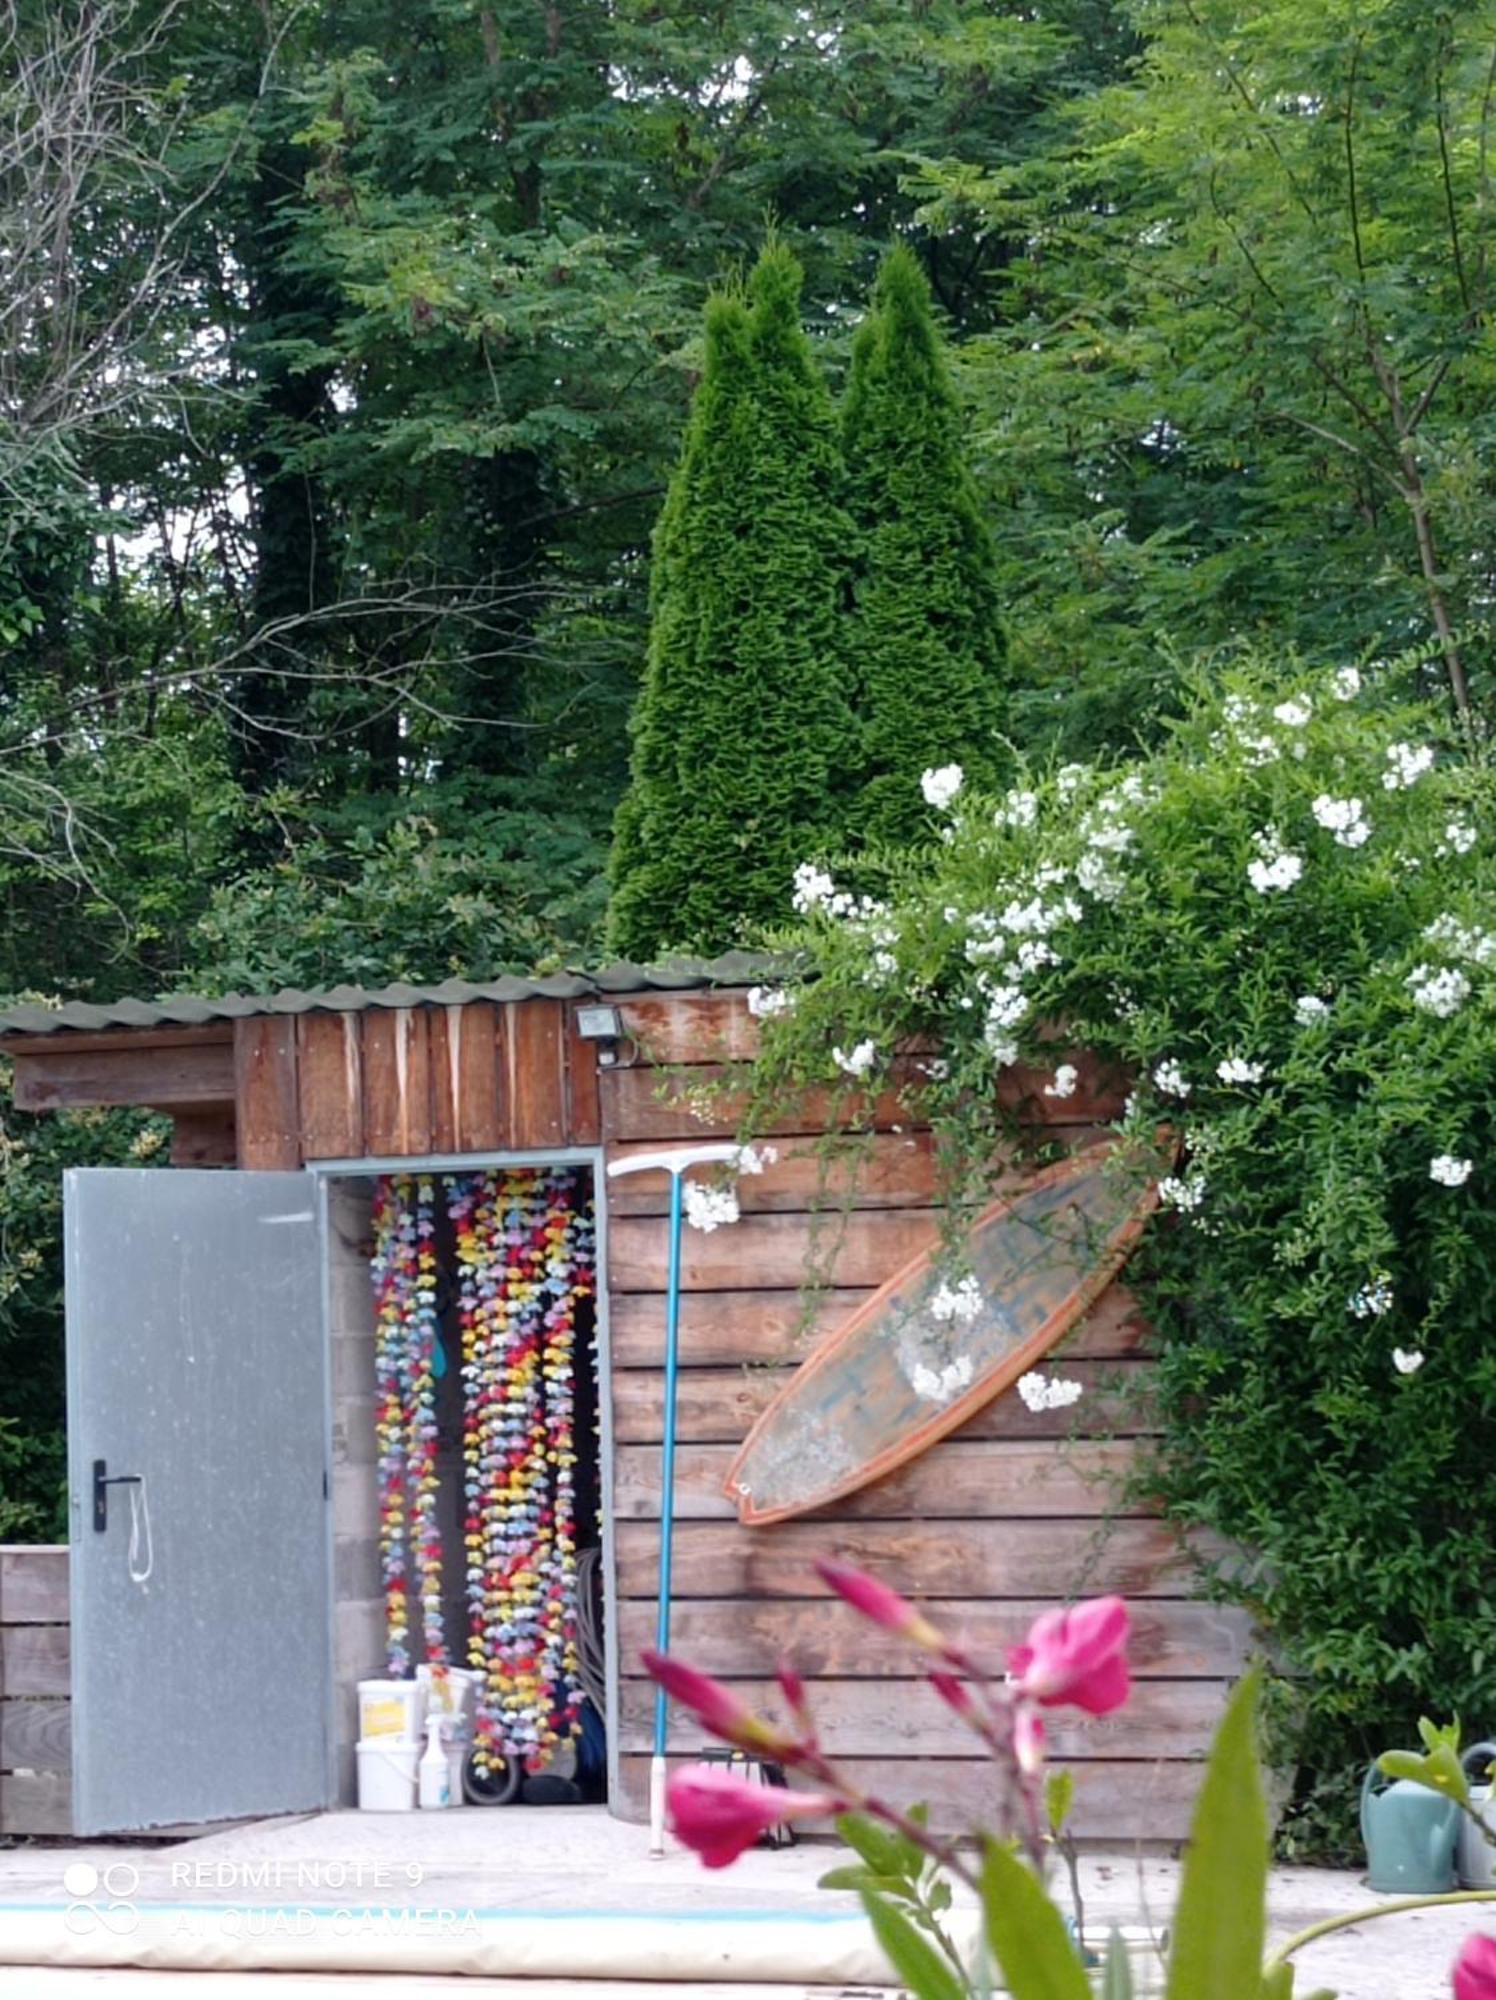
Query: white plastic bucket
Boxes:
[
  {"xmin": 356, "ymin": 1736, "xmax": 419, "ymax": 1811},
  {"xmin": 358, "ymin": 1678, "xmax": 424, "ymax": 1742},
  {"xmin": 417, "ymin": 1664, "xmax": 481, "ymax": 1726}
]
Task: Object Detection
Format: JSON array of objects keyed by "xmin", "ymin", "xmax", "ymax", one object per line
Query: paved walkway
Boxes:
[{"xmin": 0, "ymin": 1807, "xmax": 1490, "ymax": 1995}]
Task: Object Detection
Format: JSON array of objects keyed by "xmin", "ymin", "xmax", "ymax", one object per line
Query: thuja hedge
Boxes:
[{"xmin": 745, "ymin": 657, "xmax": 1496, "ymax": 1857}]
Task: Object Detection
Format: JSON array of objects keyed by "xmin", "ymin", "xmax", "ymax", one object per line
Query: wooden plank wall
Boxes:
[
  {"xmin": 237, "ymin": 998, "xmax": 601, "ymax": 1167},
  {"xmin": 0, "ymin": 1546, "xmax": 72, "ymax": 1835},
  {"xmin": 598, "ymin": 994, "xmax": 1247, "ymax": 1844}
]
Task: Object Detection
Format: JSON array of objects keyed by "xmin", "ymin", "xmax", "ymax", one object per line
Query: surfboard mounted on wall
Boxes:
[{"xmin": 723, "ymin": 1141, "xmax": 1164, "ymax": 1527}]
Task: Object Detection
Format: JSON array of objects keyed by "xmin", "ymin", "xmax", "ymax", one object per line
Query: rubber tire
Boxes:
[{"xmin": 461, "ymin": 1748, "xmax": 523, "ymax": 1806}]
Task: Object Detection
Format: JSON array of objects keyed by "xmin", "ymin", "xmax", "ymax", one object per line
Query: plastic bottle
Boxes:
[{"xmin": 418, "ymin": 1713, "xmax": 451, "ymax": 1809}]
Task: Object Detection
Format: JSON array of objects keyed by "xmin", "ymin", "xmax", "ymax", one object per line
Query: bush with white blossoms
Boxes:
[{"xmin": 746, "ymin": 658, "xmax": 1496, "ymax": 1859}]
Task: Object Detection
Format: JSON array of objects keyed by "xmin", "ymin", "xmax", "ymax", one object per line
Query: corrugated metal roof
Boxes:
[{"xmin": 0, "ymin": 954, "xmax": 783, "ymax": 1038}]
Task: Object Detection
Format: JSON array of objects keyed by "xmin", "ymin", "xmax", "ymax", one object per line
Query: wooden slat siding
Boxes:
[
  {"xmin": 233, "ymin": 1017, "xmax": 301, "ymax": 1169},
  {"xmin": 428, "ymin": 1006, "xmax": 459, "ymax": 1154},
  {"xmin": 609, "ymin": 1207, "xmax": 948, "ymax": 1294},
  {"xmin": 617, "ymin": 992, "xmax": 763, "ymax": 1066},
  {"xmin": 606, "ymin": 1128, "xmax": 1116, "ymax": 1217},
  {"xmin": 563, "ymin": 1005, "xmax": 603, "ymax": 1146},
  {"xmin": 167, "ymin": 1106, "xmax": 236, "ymax": 1167},
  {"xmin": 616, "ymin": 1598, "xmax": 1256, "ymax": 1680},
  {"xmin": 618, "ymin": 1756, "xmax": 1201, "ymax": 1844},
  {"xmin": 613, "ymin": 1359, "xmax": 1153, "ymax": 1446},
  {"xmin": 613, "ymin": 1439, "xmax": 1141, "ymax": 1522},
  {"xmin": 615, "ymin": 1519, "xmax": 1202, "ymax": 1600},
  {"xmin": 10, "ymin": 1037, "xmax": 236, "ymax": 1114},
  {"xmin": 361, "ymin": 1008, "xmax": 433, "ymax": 1158},
  {"xmin": 0, "ymin": 1546, "xmax": 68, "ymax": 1621},
  {"xmin": 622, "ymin": 1675, "xmax": 1228, "ymax": 1760},
  {"xmin": 0, "ymin": 1545, "xmax": 71, "ymax": 1835},
  {"xmin": 600, "ymin": 1063, "xmax": 926, "ymax": 1144},
  {"xmin": 506, "ymin": 999, "xmax": 568, "ymax": 1149},
  {"xmin": 0, "ymin": 1024, "xmax": 235, "ymax": 1060},
  {"xmin": 0, "ymin": 1698, "xmax": 70, "ymax": 1770},
  {"xmin": 297, "ymin": 1011, "xmax": 363, "ymax": 1160},
  {"xmin": 609, "ymin": 1282, "xmax": 1152, "ymax": 1369},
  {"xmin": 456, "ymin": 1002, "xmax": 504, "ymax": 1153},
  {"xmin": 0, "ymin": 1772, "xmax": 71, "ymax": 1836}
]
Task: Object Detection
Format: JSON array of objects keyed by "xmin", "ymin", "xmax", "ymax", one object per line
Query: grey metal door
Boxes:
[{"xmin": 65, "ymin": 1169, "xmax": 331, "ymax": 1832}]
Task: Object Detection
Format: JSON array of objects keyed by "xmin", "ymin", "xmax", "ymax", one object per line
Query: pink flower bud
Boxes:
[
  {"xmin": 1454, "ymin": 1934, "xmax": 1496, "ymax": 1999},
  {"xmin": 667, "ymin": 1764, "xmax": 839, "ymax": 1869},
  {"xmin": 1015, "ymin": 1704, "xmax": 1046, "ymax": 1777},
  {"xmin": 643, "ymin": 1651, "xmax": 794, "ymax": 1755},
  {"xmin": 775, "ymin": 1658, "xmax": 815, "ymax": 1740},
  {"xmin": 928, "ymin": 1671, "xmax": 975, "ymax": 1719},
  {"xmin": 1009, "ymin": 1597, "xmax": 1131, "ymax": 1716},
  {"xmin": 815, "ymin": 1560, "xmax": 945, "ymax": 1652}
]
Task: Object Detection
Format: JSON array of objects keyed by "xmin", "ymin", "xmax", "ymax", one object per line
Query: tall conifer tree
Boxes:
[
  {"xmin": 607, "ymin": 244, "xmax": 854, "ymax": 957},
  {"xmin": 842, "ymin": 244, "xmax": 1008, "ymax": 845}
]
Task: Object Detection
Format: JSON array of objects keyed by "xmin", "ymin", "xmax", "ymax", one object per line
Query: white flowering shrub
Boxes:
[{"xmin": 747, "ymin": 660, "xmax": 1495, "ymax": 1857}]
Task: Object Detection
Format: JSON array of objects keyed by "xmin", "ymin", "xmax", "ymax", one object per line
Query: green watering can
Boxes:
[{"xmin": 1361, "ymin": 1761, "xmax": 1460, "ymax": 1893}]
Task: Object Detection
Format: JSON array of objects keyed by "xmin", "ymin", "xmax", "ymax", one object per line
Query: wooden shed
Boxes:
[{"xmin": 0, "ymin": 960, "xmax": 1249, "ymax": 1843}]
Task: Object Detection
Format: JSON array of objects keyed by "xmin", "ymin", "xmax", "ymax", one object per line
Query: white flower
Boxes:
[
  {"xmin": 1423, "ymin": 915, "xmax": 1496, "ymax": 965},
  {"xmin": 791, "ymin": 863, "xmax": 836, "ymax": 914},
  {"xmin": 1312, "ymin": 794, "xmax": 1371, "ymax": 847},
  {"xmin": 1159, "ymin": 1173, "xmax": 1208, "ymax": 1212},
  {"xmin": 1217, "ymin": 1057, "xmax": 1265, "ymax": 1085},
  {"xmin": 1017, "ymin": 1370, "xmax": 1085, "ymax": 1412},
  {"xmin": 997, "ymin": 788, "xmax": 1039, "ymax": 828},
  {"xmin": 910, "ymin": 1355, "xmax": 976, "ymax": 1402},
  {"xmin": 731, "ymin": 1144, "xmax": 778, "ymax": 1176},
  {"xmin": 747, "ymin": 985, "xmax": 792, "ymax": 1019},
  {"xmin": 1406, "ymin": 965, "xmax": 1471, "ymax": 1017},
  {"xmin": 985, "ymin": 1030, "xmax": 1020, "ymax": 1066},
  {"xmin": 1247, "ymin": 850, "xmax": 1303, "ymax": 894},
  {"xmin": 1443, "ymin": 820, "xmax": 1478, "ymax": 856},
  {"xmin": 930, "ymin": 1276, "xmax": 984, "ymax": 1324},
  {"xmin": 983, "ymin": 984, "xmax": 1029, "ymax": 1032},
  {"xmin": 1153, "ymin": 1059, "xmax": 1191, "ymax": 1099},
  {"xmin": 921, "ymin": 764, "xmax": 964, "ymax": 810},
  {"xmin": 1016, "ymin": 938, "xmax": 1058, "ymax": 975},
  {"xmin": 1392, "ymin": 1348, "xmax": 1425, "ymax": 1376},
  {"xmin": 920, "ymin": 1057, "xmax": 950, "ymax": 1081},
  {"xmin": 1076, "ymin": 850, "xmax": 1125, "ymax": 901},
  {"xmin": 683, "ymin": 1182, "xmax": 740, "ymax": 1233},
  {"xmin": 832, "ymin": 1039, "xmax": 878, "ymax": 1079},
  {"xmin": 1295, "ymin": 995, "xmax": 1330, "ymax": 1026},
  {"xmin": 1273, "ymin": 697, "xmax": 1313, "ymax": 728},
  {"xmin": 1350, "ymin": 1275, "xmax": 1393, "ymax": 1319},
  {"xmin": 1331, "ymin": 665, "xmax": 1362, "ymax": 701},
  {"xmin": 1429, "ymin": 1154, "xmax": 1473, "ymax": 1187},
  {"xmin": 1044, "ymin": 1063, "xmax": 1079, "ymax": 1099},
  {"xmin": 1383, "ymin": 742, "xmax": 1435, "ymax": 791},
  {"xmin": 1057, "ymin": 763, "xmax": 1089, "ymax": 799}
]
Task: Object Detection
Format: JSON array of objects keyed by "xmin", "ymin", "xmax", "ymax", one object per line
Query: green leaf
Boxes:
[
  {"xmin": 1101, "ymin": 1928, "xmax": 1135, "ymax": 1999},
  {"xmin": 836, "ymin": 1812, "xmax": 922, "ymax": 1882},
  {"xmin": 860, "ymin": 1889, "xmax": 971, "ymax": 2000},
  {"xmin": 1165, "ymin": 1668, "xmax": 1268, "ymax": 2000},
  {"xmin": 1259, "ymin": 1963, "xmax": 1294, "ymax": 1998},
  {"xmin": 1045, "ymin": 1768, "xmax": 1076, "ymax": 1835},
  {"xmin": 980, "ymin": 1841, "xmax": 1091, "ymax": 2000}
]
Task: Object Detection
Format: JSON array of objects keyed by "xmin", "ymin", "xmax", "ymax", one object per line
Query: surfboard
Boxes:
[{"xmin": 723, "ymin": 1141, "xmax": 1163, "ymax": 1526}]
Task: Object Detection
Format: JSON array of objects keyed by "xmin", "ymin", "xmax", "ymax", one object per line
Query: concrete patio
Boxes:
[{"xmin": 0, "ymin": 1807, "xmax": 1490, "ymax": 1996}]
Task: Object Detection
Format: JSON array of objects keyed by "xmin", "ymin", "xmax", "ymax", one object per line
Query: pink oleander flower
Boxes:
[
  {"xmin": 1009, "ymin": 1596, "xmax": 1131, "ymax": 1716},
  {"xmin": 1015, "ymin": 1704, "xmax": 1047, "ymax": 1777},
  {"xmin": 667, "ymin": 1765, "xmax": 839, "ymax": 1868},
  {"xmin": 643, "ymin": 1651, "xmax": 795, "ymax": 1755},
  {"xmin": 815, "ymin": 1559, "xmax": 946, "ymax": 1653},
  {"xmin": 1454, "ymin": 1934, "xmax": 1496, "ymax": 1998}
]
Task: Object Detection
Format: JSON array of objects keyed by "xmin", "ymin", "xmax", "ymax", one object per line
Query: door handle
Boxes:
[{"xmin": 92, "ymin": 1458, "xmax": 141, "ymax": 1533}]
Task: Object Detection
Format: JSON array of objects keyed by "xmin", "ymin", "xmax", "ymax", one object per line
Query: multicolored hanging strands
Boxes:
[
  {"xmin": 371, "ymin": 1173, "xmax": 447, "ymax": 1676},
  {"xmin": 449, "ymin": 1168, "xmax": 594, "ymax": 1772}
]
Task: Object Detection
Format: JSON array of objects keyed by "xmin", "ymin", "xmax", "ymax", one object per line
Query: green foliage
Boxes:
[
  {"xmin": 1165, "ymin": 1670, "xmax": 1268, "ymax": 2000},
  {"xmin": 842, "ymin": 244, "xmax": 1009, "ymax": 845},
  {"xmin": 748, "ymin": 654, "xmax": 1496, "ymax": 1853},
  {"xmin": 981, "ymin": 1840, "xmax": 1092, "ymax": 1998},
  {"xmin": 0, "ymin": 1056, "xmax": 170, "ymax": 1539},
  {"xmin": 185, "ymin": 779, "xmax": 609, "ymax": 992},
  {"xmin": 607, "ymin": 244, "xmax": 856, "ymax": 955}
]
